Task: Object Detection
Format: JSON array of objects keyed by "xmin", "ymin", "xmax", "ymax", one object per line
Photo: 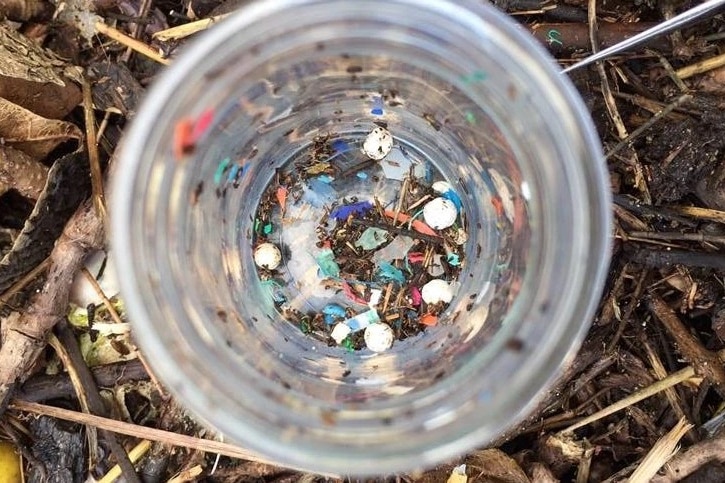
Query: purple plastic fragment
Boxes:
[
  {"xmin": 330, "ymin": 201, "xmax": 373, "ymax": 221},
  {"xmin": 331, "ymin": 139, "xmax": 351, "ymax": 153}
]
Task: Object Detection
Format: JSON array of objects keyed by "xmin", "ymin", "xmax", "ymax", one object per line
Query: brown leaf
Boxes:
[
  {"xmin": 0, "ymin": 25, "xmax": 82, "ymax": 119},
  {"xmin": 0, "ymin": 0, "xmax": 52, "ymax": 21},
  {"xmin": 465, "ymin": 448, "xmax": 530, "ymax": 483},
  {"xmin": 698, "ymin": 65, "xmax": 725, "ymax": 95},
  {"xmin": 0, "ymin": 145, "xmax": 49, "ymax": 198},
  {"xmin": 0, "ymin": 97, "xmax": 82, "ymax": 160}
]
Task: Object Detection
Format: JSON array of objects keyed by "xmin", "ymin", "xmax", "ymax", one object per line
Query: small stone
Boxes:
[
  {"xmin": 363, "ymin": 127, "xmax": 393, "ymax": 160},
  {"xmin": 364, "ymin": 323, "xmax": 394, "ymax": 352},
  {"xmin": 421, "ymin": 279, "xmax": 453, "ymax": 304},
  {"xmin": 253, "ymin": 243, "xmax": 282, "ymax": 270},
  {"xmin": 423, "ymin": 197, "xmax": 457, "ymax": 230}
]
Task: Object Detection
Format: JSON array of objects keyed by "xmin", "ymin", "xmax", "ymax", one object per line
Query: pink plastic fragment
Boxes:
[
  {"xmin": 407, "ymin": 252, "xmax": 425, "ymax": 263},
  {"xmin": 191, "ymin": 108, "xmax": 215, "ymax": 142},
  {"xmin": 410, "ymin": 286, "xmax": 422, "ymax": 306},
  {"xmin": 342, "ymin": 281, "xmax": 368, "ymax": 305}
]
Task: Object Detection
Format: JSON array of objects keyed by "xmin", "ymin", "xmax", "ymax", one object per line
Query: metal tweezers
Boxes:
[{"xmin": 562, "ymin": 0, "xmax": 725, "ymax": 73}]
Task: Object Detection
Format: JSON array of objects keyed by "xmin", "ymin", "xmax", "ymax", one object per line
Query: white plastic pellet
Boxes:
[
  {"xmin": 421, "ymin": 279, "xmax": 454, "ymax": 304},
  {"xmin": 331, "ymin": 323, "xmax": 352, "ymax": 344},
  {"xmin": 431, "ymin": 181, "xmax": 454, "ymax": 194},
  {"xmin": 364, "ymin": 323, "xmax": 394, "ymax": 352},
  {"xmin": 362, "ymin": 127, "xmax": 393, "ymax": 160},
  {"xmin": 423, "ymin": 197, "xmax": 457, "ymax": 230},
  {"xmin": 368, "ymin": 289, "xmax": 383, "ymax": 307},
  {"xmin": 253, "ymin": 242, "xmax": 282, "ymax": 270}
]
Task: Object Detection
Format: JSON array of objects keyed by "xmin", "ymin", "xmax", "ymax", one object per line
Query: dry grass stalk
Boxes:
[{"xmin": 629, "ymin": 417, "xmax": 692, "ymax": 483}]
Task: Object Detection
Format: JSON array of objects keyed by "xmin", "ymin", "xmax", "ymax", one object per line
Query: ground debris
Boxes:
[
  {"xmin": 27, "ymin": 416, "xmax": 85, "ymax": 483},
  {"xmin": 2, "ymin": 0, "xmax": 725, "ymax": 481}
]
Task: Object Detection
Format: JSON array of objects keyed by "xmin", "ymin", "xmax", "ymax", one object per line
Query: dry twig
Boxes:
[
  {"xmin": 95, "ymin": 21, "xmax": 170, "ymax": 65},
  {"xmin": 649, "ymin": 294, "xmax": 725, "ymax": 398},
  {"xmin": 10, "ymin": 399, "xmax": 275, "ymax": 465},
  {"xmin": 82, "ymin": 79, "xmax": 107, "ymax": 220},
  {"xmin": 677, "ymin": 52, "xmax": 725, "ymax": 79},
  {"xmin": 0, "ymin": 199, "xmax": 104, "ymax": 414},
  {"xmin": 652, "ymin": 430, "xmax": 725, "ymax": 482}
]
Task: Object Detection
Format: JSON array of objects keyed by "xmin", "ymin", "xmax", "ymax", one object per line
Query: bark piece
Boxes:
[{"xmin": 0, "ymin": 198, "xmax": 103, "ymax": 414}]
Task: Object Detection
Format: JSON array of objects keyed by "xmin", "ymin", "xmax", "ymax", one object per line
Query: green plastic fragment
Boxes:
[
  {"xmin": 315, "ymin": 247, "xmax": 341, "ymax": 278},
  {"xmin": 354, "ymin": 227, "xmax": 389, "ymax": 250}
]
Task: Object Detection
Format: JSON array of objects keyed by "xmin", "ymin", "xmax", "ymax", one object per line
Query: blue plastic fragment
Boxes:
[
  {"xmin": 317, "ymin": 175, "xmax": 335, "ymax": 184},
  {"xmin": 375, "ymin": 262, "xmax": 405, "ymax": 285},
  {"xmin": 315, "ymin": 247, "xmax": 341, "ymax": 278},
  {"xmin": 356, "ymin": 172, "xmax": 368, "ymax": 180},
  {"xmin": 442, "ymin": 189, "xmax": 463, "ymax": 212},
  {"xmin": 227, "ymin": 163, "xmax": 240, "ymax": 183},
  {"xmin": 330, "ymin": 201, "xmax": 373, "ymax": 221},
  {"xmin": 371, "ymin": 96, "xmax": 384, "ymax": 116},
  {"xmin": 322, "ymin": 304, "xmax": 347, "ymax": 325},
  {"xmin": 345, "ymin": 309, "xmax": 380, "ymax": 332},
  {"xmin": 303, "ymin": 177, "xmax": 337, "ymax": 208},
  {"xmin": 331, "ymin": 139, "xmax": 351, "ymax": 153}
]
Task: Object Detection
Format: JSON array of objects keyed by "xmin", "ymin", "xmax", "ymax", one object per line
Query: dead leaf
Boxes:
[
  {"xmin": 0, "ymin": 97, "xmax": 82, "ymax": 160},
  {"xmin": 698, "ymin": 65, "xmax": 725, "ymax": 95},
  {"xmin": 529, "ymin": 462, "xmax": 559, "ymax": 483},
  {"xmin": 0, "ymin": 150, "xmax": 91, "ymax": 294},
  {"xmin": 0, "ymin": 145, "xmax": 49, "ymax": 198},
  {"xmin": 465, "ymin": 449, "xmax": 530, "ymax": 483},
  {"xmin": 87, "ymin": 61, "xmax": 144, "ymax": 118},
  {"xmin": 0, "ymin": 25, "xmax": 83, "ymax": 119}
]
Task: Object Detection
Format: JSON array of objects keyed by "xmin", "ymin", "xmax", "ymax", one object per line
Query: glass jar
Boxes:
[{"xmin": 111, "ymin": 0, "xmax": 612, "ymax": 475}]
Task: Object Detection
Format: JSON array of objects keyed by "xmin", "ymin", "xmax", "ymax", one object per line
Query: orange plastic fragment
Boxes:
[
  {"xmin": 420, "ymin": 313, "xmax": 438, "ymax": 326},
  {"xmin": 276, "ymin": 186, "xmax": 288, "ymax": 214},
  {"xmin": 383, "ymin": 209, "xmax": 440, "ymax": 237},
  {"xmin": 173, "ymin": 118, "xmax": 194, "ymax": 160},
  {"xmin": 491, "ymin": 196, "xmax": 504, "ymax": 218}
]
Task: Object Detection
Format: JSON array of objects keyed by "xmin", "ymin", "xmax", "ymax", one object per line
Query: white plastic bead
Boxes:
[
  {"xmin": 364, "ymin": 323, "xmax": 394, "ymax": 352},
  {"xmin": 421, "ymin": 279, "xmax": 453, "ymax": 304},
  {"xmin": 423, "ymin": 197, "xmax": 457, "ymax": 230},
  {"xmin": 253, "ymin": 242, "xmax": 282, "ymax": 270},
  {"xmin": 362, "ymin": 127, "xmax": 393, "ymax": 160}
]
